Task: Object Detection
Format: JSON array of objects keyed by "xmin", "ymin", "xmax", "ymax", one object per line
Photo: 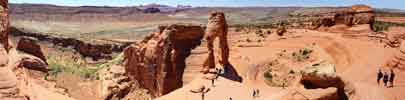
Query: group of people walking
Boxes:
[{"xmin": 377, "ymin": 69, "xmax": 395, "ymax": 87}]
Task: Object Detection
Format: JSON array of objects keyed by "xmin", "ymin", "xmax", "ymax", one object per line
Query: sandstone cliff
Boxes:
[
  {"xmin": 123, "ymin": 24, "xmax": 205, "ymax": 97},
  {"xmin": 312, "ymin": 5, "xmax": 375, "ymax": 33}
]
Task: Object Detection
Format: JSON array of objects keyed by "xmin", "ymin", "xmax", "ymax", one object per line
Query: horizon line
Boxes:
[{"xmin": 9, "ymin": 3, "xmax": 404, "ymax": 10}]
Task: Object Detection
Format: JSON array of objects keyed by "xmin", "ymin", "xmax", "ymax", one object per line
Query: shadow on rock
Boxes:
[{"xmin": 220, "ymin": 63, "xmax": 243, "ymax": 82}]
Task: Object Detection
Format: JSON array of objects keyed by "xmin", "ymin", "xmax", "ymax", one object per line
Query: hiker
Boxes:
[
  {"xmin": 390, "ymin": 69, "xmax": 395, "ymax": 87},
  {"xmin": 252, "ymin": 89, "xmax": 256, "ymax": 98},
  {"xmin": 215, "ymin": 68, "xmax": 221, "ymax": 80},
  {"xmin": 216, "ymin": 68, "xmax": 223, "ymax": 75},
  {"xmin": 377, "ymin": 69, "xmax": 383, "ymax": 85},
  {"xmin": 201, "ymin": 87, "xmax": 210, "ymax": 100},
  {"xmin": 211, "ymin": 78, "xmax": 215, "ymax": 87},
  {"xmin": 383, "ymin": 72, "xmax": 389, "ymax": 87}
]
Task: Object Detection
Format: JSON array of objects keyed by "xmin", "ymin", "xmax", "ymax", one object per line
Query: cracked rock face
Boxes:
[
  {"xmin": 123, "ymin": 24, "xmax": 205, "ymax": 97},
  {"xmin": 313, "ymin": 4, "xmax": 375, "ymax": 31},
  {"xmin": 282, "ymin": 62, "xmax": 356, "ymax": 100},
  {"xmin": 17, "ymin": 36, "xmax": 47, "ymax": 64},
  {"xmin": 203, "ymin": 12, "xmax": 230, "ymax": 72},
  {"xmin": 0, "ymin": 0, "xmax": 9, "ymax": 52}
]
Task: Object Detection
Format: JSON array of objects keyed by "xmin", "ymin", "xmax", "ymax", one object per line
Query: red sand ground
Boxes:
[{"xmin": 157, "ymin": 29, "xmax": 405, "ymax": 100}]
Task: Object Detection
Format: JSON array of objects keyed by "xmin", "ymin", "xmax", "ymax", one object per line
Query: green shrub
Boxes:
[
  {"xmin": 289, "ymin": 70, "xmax": 295, "ymax": 74},
  {"xmin": 264, "ymin": 70, "xmax": 273, "ymax": 81},
  {"xmin": 292, "ymin": 48, "xmax": 313, "ymax": 62},
  {"xmin": 46, "ymin": 53, "xmax": 124, "ymax": 80},
  {"xmin": 373, "ymin": 21, "xmax": 405, "ymax": 32}
]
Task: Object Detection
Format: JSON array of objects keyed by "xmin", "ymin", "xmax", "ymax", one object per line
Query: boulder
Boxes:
[
  {"xmin": 300, "ymin": 62, "xmax": 341, "ymax": 89},
  {"xmin": 296, "ymin": 62, "xmax": 355, "ymax": 100},
  {"xmin": 18, "ymin": 54, "xmax": 48, "ymax": 72},
  {"xmin": 276, "ymin": 26, "xmax": 287, "ymax": 36},
  {"xmin": 99, "ymin": 65, "xmax": 148, "ymax": 100},
  {"xmin": 17, "ymin": 36, "xmax": 47, "ymax": 63},
  {"xmin": 76, "ymin": 41, "xmax": 113, "ymax": 60}
]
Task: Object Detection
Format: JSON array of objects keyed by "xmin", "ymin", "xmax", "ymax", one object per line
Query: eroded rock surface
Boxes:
[
  {"xmin": 203, "ymin": 12, "xmax": 230, "ymax": 72},
  {"xmin": 17, "ymin": 54, "xmax": 48, "ymax": 72},
  {"xmin": 17, "ymin": 36, "xmax": 47, "ymax": 63},
  {"xmin": 385, "ymin": 40, "xmax": 405, "ymax": 70},
  {"xmin": 122, "ymin": 12, "xmax": 241, "ymax": 98},
  {"xmin": 1, "ymin": 1, "xmax": 75, "ymax": 99},
  {"xmin": 99, "ymin": 64, "xmax": 152, "ymax": 100},
  {"xmin": 124, "ymin": 24, "xmax": 205, "ymax": 96},
  {"xmin": 313, "ymin": 4, "xmax": 375, "ymax": 33},
  {"xmin": 282, "ymin": 62, "xmax": 356, "ymax": 100},
  {"xmin": 11, "ymin": 27, "xmax": 130, "ymax": 61},
  {"xmin": 0, "ymin": 0, "xmax": 9, "ymax": 52},
  {"xmin": 0, "ymin": 45, "xmax": 28, "ymax": 100}
]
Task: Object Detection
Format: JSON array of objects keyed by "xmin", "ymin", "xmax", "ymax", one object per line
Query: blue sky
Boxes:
[{"xmin": 10, "ymin": 0, "xmax": 405, "ymax": 10}]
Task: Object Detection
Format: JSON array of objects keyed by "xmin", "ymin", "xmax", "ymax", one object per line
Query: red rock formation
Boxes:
[
  {"xmin": 282, "ymin": 62, "xmax": 356, "ymax": 100},
  {"xmin": 276, "ymin": 26, "xmax": 287, "ymax": 36},
  {"xmin": 313, "ymin": 5, "xmax": 375, "ymax": 32},
  {"xmin": 203, "ymin": 12, "xmax": 230, "ymax": 73},
  {"xmin": 99, "ymin": 64, "xmax": 151, "ymax": 100},
  {"xmin": 0, "ymin": 1, "xmax": 26, "ymax": 99},
  {"xmin": 11, "ymin": 27, "xmax": 130, "ymax": 60},
  {"xmin": 0, "ymin": 0, "xmax": 9, "ymax": 52},
  {"xmin": 123, "ymin": 12, "xmax": 242, "ymax": 97},
  {"xmin": 351, "ymin": 5, "xmax": 375, "ymax": 25},
  {"xmin": 17, "ymin": 36, "xmax": 47, "ymax": 64},
  {"xmin": 1, "ymin": 41, "xmax": 28, "ymax": 100},
  {"xmin": 18, "ymin": 54, "xmax": 48, "ymax": 72},
  {"xmin": 76, "ymin": 41, "xmax": 113, "ymax": 60},
  {"xmin": 123, "ymin": 24, "xmax": 204, "ymax": 97}
]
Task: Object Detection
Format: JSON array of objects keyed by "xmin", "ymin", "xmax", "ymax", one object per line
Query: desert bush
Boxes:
[
  {"xmin": 373, "ymin": 21, "xmax": 405, "ymax": 32},
  {"xmin": 47, "ymin": 56, "xmax": 100, "ymax": 79},
  {"xmin": 263, "ymin": 69, "xmax": 287, "ymax": 87},
  {"xmin": 47, "ymin": 53, "xmax": 123, "ymax": 80},
  {"xmin": 292, "ymin": 48, "xmax": 313, "ymax": 62},
  {"xmin": 264, "ymin": 69, "xmax": 273, "ymax": 81},
  {"xmin": 98, "ymin": 53, "xmax": 124, "ymax": 68}
]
